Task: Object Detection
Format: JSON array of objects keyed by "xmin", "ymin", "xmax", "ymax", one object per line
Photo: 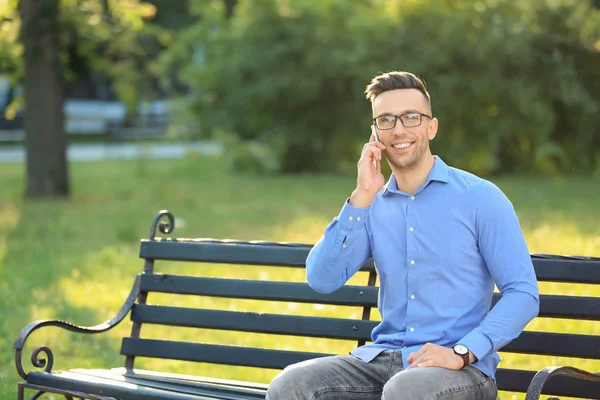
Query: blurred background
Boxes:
[{"xmin": 0, "ymin": 1, "xmax": 599, "ymax": 399}]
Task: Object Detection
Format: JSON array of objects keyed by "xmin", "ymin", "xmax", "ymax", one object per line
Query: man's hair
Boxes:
[{"xmin": 364, "ymin": 71, "xmax": 431, "ymax": 108}]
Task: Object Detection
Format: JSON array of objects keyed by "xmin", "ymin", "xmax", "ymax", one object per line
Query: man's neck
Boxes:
[{"xmin": 392, "ymin": 154, "xmax": 436, "ymax": 195}]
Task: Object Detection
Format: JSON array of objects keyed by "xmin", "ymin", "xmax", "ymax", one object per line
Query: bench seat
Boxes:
[{"xmin": 13, "ymin": 211, "xmax": 600, "ymax": 400}]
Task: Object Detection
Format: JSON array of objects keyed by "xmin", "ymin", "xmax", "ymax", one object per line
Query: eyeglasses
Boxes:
[{"xmin": 373, "ymin": 112, "xmax": 432, "ymax": 130}]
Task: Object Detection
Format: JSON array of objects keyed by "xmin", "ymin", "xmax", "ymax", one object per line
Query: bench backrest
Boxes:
[{"xmin": 124, "ymin": 234, "xmax": 600, "ymax": 399}]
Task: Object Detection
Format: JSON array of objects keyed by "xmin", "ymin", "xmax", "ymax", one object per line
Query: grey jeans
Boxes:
[{"xmin": 265, "ymin": 350, "xmax": 497, "ymax": 400}]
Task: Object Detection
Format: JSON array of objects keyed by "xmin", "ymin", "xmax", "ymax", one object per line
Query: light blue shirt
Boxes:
[{"xmin": 306, "ymin": 156, "xmax": 539, "ymax": 379}]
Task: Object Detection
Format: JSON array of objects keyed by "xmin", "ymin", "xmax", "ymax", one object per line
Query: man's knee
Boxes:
[
  {"xmin": 382, "ymin": 367, "xmax": 448, "ymax": 400},
  {"xmin": 382, "ymin": 367, "xmax": 496, "ymax": 400},
  {"xmin": 266, "ymin": 360, "xmax": 316, "ymax": 400}
]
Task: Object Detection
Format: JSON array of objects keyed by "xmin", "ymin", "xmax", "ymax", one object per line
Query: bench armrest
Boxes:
[
  {"xmin": 525, "ymin": 365, "xmax": 600, "ymax": 400},
  {"xmin": 13, "ymin": 275, "xmax": 141, "ymax": 380}
]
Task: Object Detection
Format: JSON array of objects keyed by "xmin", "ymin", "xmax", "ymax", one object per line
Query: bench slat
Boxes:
[
  {"xmin": 120, "ymin": 339, "xmax": 600, "ymax": 397},
  {"xmin": 139, "ymin": 240, "xmax": 310, "ymax": 267},
  {"xmin": 502, "ymin": 331, "xmax": 600, "ymax": 359},
  {"xmin": 131, "ymin": 305, "xmax": 374, "ymax": 340},
  {"xmin": 139, "ymin": 240, "xmax": 600, "ymax": 284},
  {"xmin": 493, "ymin": 294, "xmax": 600, "ymax": 321},
  {"xmin": 27, "ymin": 371, "xmax": 261, "ymax": 400},
  {"xmin": 140, "ymin": 274, "xmax": 600, "ymax": 320},
  {"xmin": 121, "ymin": 338, "xmax": 329, "ymax": 370},
  {"xmin": 532, "ymin": 257, "xmax": 600, "ymax": 284},
  {"xmin": 127, "ymin": 307, "xmax": 600, "ymax": 359},
  {"xmin": 139, "ymin": 274, "xmax": 378, "ymax": 307}
]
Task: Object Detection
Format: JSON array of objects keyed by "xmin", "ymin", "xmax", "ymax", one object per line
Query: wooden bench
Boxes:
[{"xmin": 14, "ymin": 210, "xmax": 600, "ymax": 400}]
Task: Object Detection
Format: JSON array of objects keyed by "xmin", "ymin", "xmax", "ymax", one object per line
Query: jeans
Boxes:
[{"xmin": 265, "ymin": 350, "xmax": 498, "ymax": 400}]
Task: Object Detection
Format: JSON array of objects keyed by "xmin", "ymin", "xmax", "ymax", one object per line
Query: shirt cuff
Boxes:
[
  {"xmin": 458, "ymin": 330, "xmax": 493, "ymax": 364},
  {"xmin": 337, "ymin": 198, "xmax": 369, "ymax": 230}
]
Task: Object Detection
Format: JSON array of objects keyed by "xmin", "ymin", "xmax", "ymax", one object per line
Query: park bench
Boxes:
[{"xmin": 14, "ymin": 210, "xmax": 600, "ymax": 400}]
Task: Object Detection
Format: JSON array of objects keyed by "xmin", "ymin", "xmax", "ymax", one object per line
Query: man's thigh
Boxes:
[
  {"xmin": 266, "ymin": 355, "xmax": 390, "ymax": 400},
  {"xmin": 382, "ymin": 366, "xmax": 498, "ymax": 400}
]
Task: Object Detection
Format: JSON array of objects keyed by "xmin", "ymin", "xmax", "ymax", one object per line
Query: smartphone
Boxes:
[
  {"xmin": 371, "ymin": 125, "xmax": 380, "ymax": 169},
  {"xmin": 371, "ymin": 125, "xmax": 380, "ymax": 142}
]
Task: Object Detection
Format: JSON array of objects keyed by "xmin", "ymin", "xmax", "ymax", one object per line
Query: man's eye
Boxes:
[{"xmin": 404, "ymin": 113, "xmax": 419, "ymax": 120}]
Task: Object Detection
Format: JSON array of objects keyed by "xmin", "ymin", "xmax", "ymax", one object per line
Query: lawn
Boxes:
[{"xmin": 0, "ymin": 154, "xmax": 598, "ymax": 400}]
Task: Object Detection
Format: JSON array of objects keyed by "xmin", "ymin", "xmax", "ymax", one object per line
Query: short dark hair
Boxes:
[{"xmin": 365, "ymin": 71, "xmax": 431, "ymax": 108}]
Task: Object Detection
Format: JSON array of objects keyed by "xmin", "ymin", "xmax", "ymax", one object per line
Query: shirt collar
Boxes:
[{"xmin": 383, "ymin": 156, "xmax": 449, "ymax": 196}]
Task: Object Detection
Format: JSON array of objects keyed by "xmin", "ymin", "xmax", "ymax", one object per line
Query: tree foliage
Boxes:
[
  {"xmin": 1, "ymin": 0, "xmax": 170, "ymax": 111},
  {"xmin": 170, "ymin": 0, "xmax": 600, "ymax": 175}
]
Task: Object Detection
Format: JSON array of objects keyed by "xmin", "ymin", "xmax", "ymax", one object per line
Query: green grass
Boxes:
[{"xmin": 0, "ymin": 154, "xmax": 598, "ymax": 400}]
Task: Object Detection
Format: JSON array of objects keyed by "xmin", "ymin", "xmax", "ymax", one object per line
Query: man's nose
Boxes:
[{"xmin": 392, "ymin": 118, "xmax": 406, "ymax": 135}]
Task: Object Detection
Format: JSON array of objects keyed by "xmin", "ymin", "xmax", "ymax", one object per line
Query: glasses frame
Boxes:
[{"xmin": 372, "ymin": 112, "xmax": 432, "ymax": 130}]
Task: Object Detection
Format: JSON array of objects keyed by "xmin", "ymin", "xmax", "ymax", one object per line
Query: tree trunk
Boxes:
[
  {"xmin": 223, "ymin": 0, "xmax": 238, "ymax": 19},
  {"xmin": 20, "ymin": 0, "xmax": 69, "ymax": 198}
]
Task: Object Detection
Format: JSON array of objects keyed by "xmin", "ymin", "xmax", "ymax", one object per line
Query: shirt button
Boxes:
[
  {"xmin": 410, "ymin": 196, "xmax": 415, "ymax": 200},
  {"xmin": 410, "ymin": 260, "xmax": 415, "ymax": 265},
  {"xmin": 409, "ymin": 227, "xmax": 414, "ymax": 232},
  {"xmin": 410, "ymin": 327, "xmax": 415, "ymax": 332},
  {"xmin": 349, "ymin": 216, "xmax": 353, "ymax": 221},
  {"xmin": 356, "ymin": 217, "xmax": 361, "ymax": 221},
  {"xmin": 402, "ymin": 346, "xmax": 407, "ymax": 349},
  {"xmin": 410, "ymin": 295, "xmax": 415, "ymax": 300},
  {"xmin": 342, "ymin": 244, "xmax": 347, "ymax": 248}
]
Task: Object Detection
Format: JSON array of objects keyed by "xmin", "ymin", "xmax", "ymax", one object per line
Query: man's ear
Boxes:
[{"xmin": 428, "ymin": 118, "xmax": 438, "ymax": 141}]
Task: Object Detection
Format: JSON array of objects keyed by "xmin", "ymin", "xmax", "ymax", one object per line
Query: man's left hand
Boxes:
[{"xmin": 407, "ymin": 343, "xmax": 464, "ymax": 370}]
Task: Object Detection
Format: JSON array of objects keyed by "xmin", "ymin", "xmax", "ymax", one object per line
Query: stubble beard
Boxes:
[{"xmin": 386, "ymin": 140, "xmax": 428, "ymax": 171}]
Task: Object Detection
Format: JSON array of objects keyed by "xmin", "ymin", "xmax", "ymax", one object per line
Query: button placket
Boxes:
[{"xmin": 405, "ymin": 204, "xmax": 418, "ymax": 340}]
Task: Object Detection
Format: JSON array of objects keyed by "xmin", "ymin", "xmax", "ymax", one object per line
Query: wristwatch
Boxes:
[{"xmin": 452, "ymin": 344, "xmax": 470, "ymax": 368}]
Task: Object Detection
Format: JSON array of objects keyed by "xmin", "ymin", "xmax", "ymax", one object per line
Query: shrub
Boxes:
[{"xmin": 171, "ymin": 0, "xmax": 600, "ymax": 175}]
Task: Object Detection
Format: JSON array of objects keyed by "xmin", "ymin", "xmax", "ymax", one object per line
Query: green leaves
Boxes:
[
  {"xmin": 160, "ymin": 0, "xmax": 600, "ymax": 175},
  {"xmin": 1, "ymin": 0, "xmax": 171, "ymax": 112}
]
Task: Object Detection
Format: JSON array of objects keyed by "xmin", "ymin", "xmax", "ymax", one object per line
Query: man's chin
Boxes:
[{"xmin": 391, "ymin": 156, "xmax": 418, "ymax": 170}]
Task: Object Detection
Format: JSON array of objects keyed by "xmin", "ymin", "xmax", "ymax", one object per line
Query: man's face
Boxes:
[{"xmin": 372, "ymin": 89, "xmax": 438, "ymax": 171}]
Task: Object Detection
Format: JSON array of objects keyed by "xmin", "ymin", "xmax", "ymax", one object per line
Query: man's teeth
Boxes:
[{"xmin": 392, "ymin": 143, "xmax": 412, "ymax": 149}]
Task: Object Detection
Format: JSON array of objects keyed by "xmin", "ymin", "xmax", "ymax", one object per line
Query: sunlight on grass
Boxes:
[
  {"xmin": 269, "ymin": 215, "xmax": 335, "ymax": 244},
  {"xmin": 524, "ymin": 221, "xmax": 600, "ymax": 257},
  {"xmin": 0, "ymin": 204, "xmax": 20, "ymax": 266}
]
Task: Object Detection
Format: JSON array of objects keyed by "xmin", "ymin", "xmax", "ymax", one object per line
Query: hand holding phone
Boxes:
[{"xmin": 350, "ymin": 126, "xmax": 386, "ymax": 207}]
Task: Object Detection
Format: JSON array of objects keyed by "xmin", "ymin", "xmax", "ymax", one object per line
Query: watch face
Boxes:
[{"xmin": 454, "ymin": 344, "xmax": 468, "ymax": 355}]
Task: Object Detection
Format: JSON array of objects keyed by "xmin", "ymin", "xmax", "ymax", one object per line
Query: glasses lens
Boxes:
[
  {"xmin": 401, "ymin": 113, "xmax": 421, "ymax": 127},
  {"xmin": 376, "ymin": 115, "xmax": 396, "ymax": 129}
]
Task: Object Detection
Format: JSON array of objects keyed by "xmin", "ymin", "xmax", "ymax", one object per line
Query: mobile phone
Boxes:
[
  {"xmin": 371, "ymin": 125, "xmax": 380, "ymax": 142},
  {"xmin": 371, "ymin": 125, "xmax": 380, "ymax": 169}
]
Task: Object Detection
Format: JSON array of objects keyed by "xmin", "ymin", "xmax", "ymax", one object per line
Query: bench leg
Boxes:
[{"xmin": 18, "ymin": 382, "xmax": 25, "ymax": 400}]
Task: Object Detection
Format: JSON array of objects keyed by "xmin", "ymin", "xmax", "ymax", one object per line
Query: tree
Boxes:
[
  {"xmin": 1, "ymin": 0, "xmax": 170, "ymax": 198},
  {"xmin": 172, "ymin": 0, "xmax": 600, "ymax": 175},
  {"xmin": 19, "ymin": 0, "xmax": 68, "ymax": 197}
]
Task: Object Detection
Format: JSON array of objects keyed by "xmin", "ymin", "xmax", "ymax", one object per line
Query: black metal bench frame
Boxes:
[{"xmin": 13, "ymin": 210, "xmax": 600, "ymax": 400}]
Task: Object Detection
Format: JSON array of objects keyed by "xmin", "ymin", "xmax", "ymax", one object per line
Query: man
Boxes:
[{"xmin": 266, "ymin": 71, "xmax": 539, "ymax": 399}]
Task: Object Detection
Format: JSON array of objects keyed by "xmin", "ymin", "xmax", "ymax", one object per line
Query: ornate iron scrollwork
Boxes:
[
  {"xmin": 525, "ymin": 365, "xmax": 600, "ymax": 400},
  {"xmin": 149, "ymin": 210, "xmax": 175, "ymax": 240},
  {"xmin": 14, "ymin": 346, "xmax": 54, "ymax": 381},
  {"xmin": 14, "ymin": 277, "xmax": 141, "ymax": 380}
]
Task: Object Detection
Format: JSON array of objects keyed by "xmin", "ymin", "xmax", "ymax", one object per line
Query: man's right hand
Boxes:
[{"xmin": 349, "ymin": 130, "xmax": 386, "ymax": 208}]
